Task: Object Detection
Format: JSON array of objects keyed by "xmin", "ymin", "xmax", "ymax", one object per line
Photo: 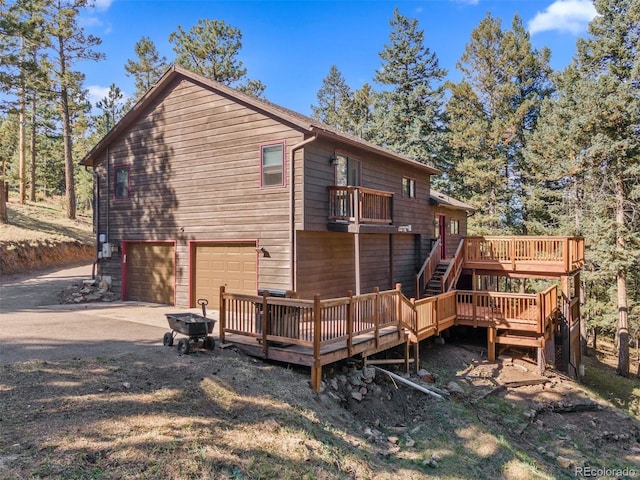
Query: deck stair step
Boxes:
[
  {"xmin": 423, "ymin": 262, "xmax": 450, "ymax": 297},
  {"xmin": 495, "ymin": 331, "xmax": 542, "ymax": 348}
]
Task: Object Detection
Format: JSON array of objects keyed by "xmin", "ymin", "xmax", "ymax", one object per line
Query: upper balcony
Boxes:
[
  {"xmin": 327, "ymin": 186, "xmax": 396, "ymax": 233},
  {"xmin": 463, "ymin": 236, "xmax": 585, "ymax": 276}
]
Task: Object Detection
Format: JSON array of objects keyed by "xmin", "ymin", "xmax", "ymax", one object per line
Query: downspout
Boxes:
[{"xmin": 289, "ymin": 133, "xmax": 318, "ymax": 292}]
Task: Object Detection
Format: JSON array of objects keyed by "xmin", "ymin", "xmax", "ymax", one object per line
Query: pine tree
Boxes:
[
  {"xmin": 46, "ymin": 0, "xmax": 104, "ymax": 220},
  {"xmin": 373, "ymin": 8, "xmax": 446, "ymax": 170},
  {"xmin": 124, "ymin": 36, "xmax": 167, "ymax": 100},
  {"xmin": 95, "ymin": 83, "xmax": 129, "ymax": 135},
  {"xmin": 168, "ymin": 17, "xmax": 265, "ymax": 97},
  {"xmin": 446, "ymin": 14, "xmax": 552, "ymax": 234},
  {"xmin": 311, "ymin": 65, "xmax": 352, "ymax": 129}
]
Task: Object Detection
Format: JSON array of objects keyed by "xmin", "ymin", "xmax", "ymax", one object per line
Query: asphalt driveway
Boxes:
[{"xmin": 0, "ymin": 263, "xmax": 219, "ymax": 364}]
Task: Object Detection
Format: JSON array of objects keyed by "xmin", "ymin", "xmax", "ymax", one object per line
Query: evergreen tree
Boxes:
[
  {"xmin": 124, "ymin": 36, "xmax": 167, "ymax": 100},
  {"xmin": 311, "ymin": 65, "xmax": 352, "ymax": 130},
  {"xmin": 373, "ymin": 8, "xmax": 446, "ymax": 170},
  {"xmin": 94, "ymin": 83, "xmax": 129, "ymax": 135},
  {"xmin": 525, "ymin": 0, "xmax": 640, "ymax": 376},
  {"xmin": 168, "ymin": 18, "xmax": 265, "ymax": 96},
  {"xmin": 446, "ymin": 14, "xmax": 552, "ymax": 234},
  {"xmin": 46, "ymin": 0, "xmax": 104, "ymax": 220}
]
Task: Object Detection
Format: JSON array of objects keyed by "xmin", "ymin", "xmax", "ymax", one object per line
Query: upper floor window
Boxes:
[
  {"xmin": 450, "ymin": 219, "xmax": 460, "ymax": 235},
  {"xmin": 114, "ymin": 165, "xmax": 130, "ymax": 199},
  {"xmin": 261, "ymin": 142, "xmax": 284, "ymax": 187},
  {"xmin": 335, "ymin": 153, "xmax": 360, "ymax": 186},
  {"xmin": 402, "ymin": 177, "xmax": 416, "ymax": 198}
]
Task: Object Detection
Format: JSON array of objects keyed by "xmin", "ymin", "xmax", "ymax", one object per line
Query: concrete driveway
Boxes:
[{"xmin": 0, "ymin": 263, "xmax": 219, "ymax": 364}]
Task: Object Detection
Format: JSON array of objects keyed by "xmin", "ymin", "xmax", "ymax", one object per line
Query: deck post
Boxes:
[
  {"xmin": 472, "ymin": 291, "xmax": 477, "ymax": 328},
  {"xmin": 355, "ymin": 233, "xmax": 361, "ymax": 295},
  {"xmin": 395, "ymin": 283, "xmax": 402, "ymax": 334},
  {"xmin": 219, "ymin": 286, "xmax": 226, "ymax": 344},
  {"xmin": 312, "ymin": 294, "xmax": 322, "ymax": 391},
  {"xmin": 537, "ymin": 335, "xmax": 546, "ymax": 375},
  {"xmin": 374, "ymin": 287, "xmax": 380, "ymax": 348},
  {"xmin": 511, "ymin": 236, "xmax": 516, "ymax": 271},
  {"xmin": 487, "ymin": 326, "xmax": 496, "ymax": 361},
  {"xmin": 262, "ymin": 290, "xmax": 269, "ymax": 358},
  {"xmin": 537, "ymin": 292, "xmax": 544, "ymax": 335},
  {"xmin": 347, "ymin": 290, "xmax": 354, "ymax": 357},
  {"xmin": 563, "ymin": 237, "xmax": 570, "ymax": 273}
]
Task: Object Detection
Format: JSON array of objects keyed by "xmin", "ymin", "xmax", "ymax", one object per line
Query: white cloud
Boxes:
[
  {"xmin": 93, "ymin": 0, "xmax": 114, "ymax": 11},
  {"xmin": 450, "ymin": 0, "xmax": 480, "ymax": 5},
  {"xmin": 528, "ymin": 0, "xmax": 598, "ymax": 35},
  {"xmin": 87, "ymin": 85, "xmax": 111, "ymax": 106}
]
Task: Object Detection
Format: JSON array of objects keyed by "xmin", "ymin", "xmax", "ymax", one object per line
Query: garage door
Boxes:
[
  {"xmin": 192, "ymin": 243, "xmax": 257, "ymax": 309},
  {"xmin": 125, "ymin": 242, "xmax": 175, "ymax": 305}
]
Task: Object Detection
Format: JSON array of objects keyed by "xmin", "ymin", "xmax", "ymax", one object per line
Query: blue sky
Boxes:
[{"xmin": 81, "ymin": 0, "xmax": 598, "ymax": 116}]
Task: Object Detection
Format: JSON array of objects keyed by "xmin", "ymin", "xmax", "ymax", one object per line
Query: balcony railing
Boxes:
[
  {"xmin": 328, "ymin": 186, "xmax": 393, "ymax": 225},
  {"xmin": 463, "ymin": 236, "xmax": 585, "ymax": 274}
]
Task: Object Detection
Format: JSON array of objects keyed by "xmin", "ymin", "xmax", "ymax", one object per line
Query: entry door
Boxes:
[{"xmin": 436, "ymin": 214, "xmax": 446, "ymax": 258}]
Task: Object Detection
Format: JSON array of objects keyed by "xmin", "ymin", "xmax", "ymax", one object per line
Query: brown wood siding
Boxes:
[
  {"xmin": 302, "ymin": 140, "xmax": 434, "ymax": 236},
  {"xmin": 392, "ymin": 233, "xmax": 419, "ymax": 298},
  {"xmin": 296, "ymin": 231, "xmax": 355, "ymax": 298},
  {"xmin": 192, "ymin": 242, "xmax": 257, "ymax": 309},
  {"xmin": 125, "ymin": 242, "xmax": 175, "ymax": 304},
  {"xmin": 360, "ymin": 234, "xmax": 392, "ymax": 293},
  {"xmin": 96, "ymin": 77, "xmax": 304, "ymax": 306},
  {"xmin": 432, "ymin": 207, "xmax": 468, "ymax": 258}
]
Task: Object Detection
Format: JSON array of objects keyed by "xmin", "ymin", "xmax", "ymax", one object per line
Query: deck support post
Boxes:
[
  {"xmin": 537, "ymin": 335, "xmax": 546, "ymax": 375},
  {"xmin": 347, "ymin": 290, "xmax": 354, "ymax": 357},
  {"xmin": 355, "ymin": 233, "xmax": 361, "ymax": 295},
  {"xmin": 261, "ymin": 290, "xmax": 269, "ymax": 358},
  {"xmin": 219, "ymin": 286, "xmax": 227, "ymax": 344},
  {"xmin": 311, "ymin": 294, "xmax": 322, "ymax": 391},
  {"xmin": 374, "ymin": 287, "xmax": 380, "ymax": 348},
  {"xmin": 488, "ymin": 326, "xmax": 496, "ymax": 361}
]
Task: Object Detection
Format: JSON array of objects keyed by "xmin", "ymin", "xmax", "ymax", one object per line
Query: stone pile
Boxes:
[{"xmin": 58, "ymin": 279, "xmax": 118, "ymax": 304}]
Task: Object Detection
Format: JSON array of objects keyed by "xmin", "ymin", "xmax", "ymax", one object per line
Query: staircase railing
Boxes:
[
  {"xmin": 415, "ymin": 238, "xmax": 441, "ymax": 300},
  {"xmin": 441, "ymin": 239, "xmax": 464, "ymax": 292}
]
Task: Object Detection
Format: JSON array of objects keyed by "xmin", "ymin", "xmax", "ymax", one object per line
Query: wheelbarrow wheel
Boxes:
[
  {"xmin": 163, "ymin": 332, "xmax": 174, "ymax": 347},
  {"xmin": 177, "ymin": 338, "xmax": 190, "ymax": 355},
  {"xmin": 203, "ymin": 336, "xmax": 215, "ymax": 351}
]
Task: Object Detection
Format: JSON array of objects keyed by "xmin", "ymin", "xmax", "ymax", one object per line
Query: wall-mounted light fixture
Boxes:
[
  {"xmin": 329, "ymin": 154, "xmax": 338, "ymax": 165},
  {"xmin": 256, "ymin": 246, "xmax": 270, "ymax": 258}
]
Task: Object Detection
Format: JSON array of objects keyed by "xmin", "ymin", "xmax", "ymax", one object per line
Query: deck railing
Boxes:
[
  {"xmin": 328, "ymin": 186, "xmax": 393, "ymax": 224},
  {"xmin": 441, "ymin": 240, "xmax": 464, "ymax": 292},
  {"xmin": 463, "ymin": 236, "xmax": 585, "ymax": 273},
  {"xmin": 415, "ymin": 238, "xmax": 441, "ymax": 299}
]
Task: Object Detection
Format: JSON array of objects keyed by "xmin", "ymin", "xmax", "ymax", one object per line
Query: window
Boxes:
[
  {"xmin": 114, "ymin": 165, "xmax": 130, "ymax": 199},
  {"xmin": 434, "ymin": 217, "xmax": 440, "ymax": 239},
  {"xmin": 335, "ymin": 153, "xmax": 360, "ymax": 186},
  {"xmin": 450, "ymin": 219, "xmax": 460, "ymax": 235},
  {"xmin": 402, "ymin": 177, "xmax": 416, "ymax": 198},
  {"xmin": 261, "ymin": 143, "xmax": 284, "ymax": 187}
]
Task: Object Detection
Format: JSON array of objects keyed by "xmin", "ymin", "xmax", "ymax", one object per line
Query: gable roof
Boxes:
[
  {"xmin": 80, "ymin": 64, "xmax": 440, "ymax": 176},
  {"xmin": 430, "ymin": 189, "xmax": 476, "ymax": 213}
]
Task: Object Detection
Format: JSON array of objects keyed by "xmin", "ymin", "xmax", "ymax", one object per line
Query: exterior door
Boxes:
[
  {"xmin": 124, "ymin": 242, "xmax": 175, "ymax": 305},
  {"xmin": 192, "ymin": 243, "xmax": 257, "ymax": 309},
  {"xmin": 436, "ymin": 214, "xmax": 446, "ymax": 258}
]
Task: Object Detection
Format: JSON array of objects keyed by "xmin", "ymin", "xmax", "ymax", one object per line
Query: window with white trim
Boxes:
[
  {"xmin": 261, "ymin": 143, "xmax": 284, "ymax": 187},
  {"xmin": 450, "ymin": 219, "xmax": 459, "ymax": 235}
]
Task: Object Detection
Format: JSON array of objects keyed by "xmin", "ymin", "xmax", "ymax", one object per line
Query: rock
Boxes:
[
  {"xmin": 359, "ymin": 386, "xmax": 368, "ymax": 396},
  {"xmin": 434, "ymin": 336, "xmax": 445, "ymax": 345},
  {"xmin": 362, "ymin": 367, "xmax": 376, "ymax": 383},
  {"xmin": 85, "ymin": 293, "xmax": 101, "ymax": 301},
  {"xmin": 351, "ymin": 391, "xmax": 363, "ymax": 402},
  {"xmin": 337, "ymin": 374, "xmax": 347, "ymax": 385},
  {"xmin": 387, "ymin": 436, "xmax": 399, "ymax": 445},
  {"xmin": 630, "ymin": 447, "xmax": 640, "ymax": 454},
  {"xmin": 557, "ymin": 456, "xmax": 573, "ymax": 469},
  {"xmin": 445, "ymin": 381, "xmax": 464, "ymax": 394},
  {"xmin": 417, "ymin": 368, "xmax": 430, "ymax": 377},
  {"xmin": 348, "ymin": 372, "xmax": 364, "ymax": 387},
  {"xmin": 405, "ymin": 437, "xmax": 415, "ymax": 448},
  {"xmin": 122, "ymin": 382, "xmax": 131, "ymax": 389},
  {"xmin": 431, "ymin": 453, "xmax": 441, "ymax": 462},
  {"xmin": 329, "ymin": 378, "xmax": 339, "ymax": 391},
  {"xmin": 537, "ymin": 446, "xmax": 546, "ymax": 454}
]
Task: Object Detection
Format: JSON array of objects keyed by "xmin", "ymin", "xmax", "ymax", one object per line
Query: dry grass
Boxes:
[{"xmin": 2, "ymin": 342, "xmax": 639, "ymax": 480}]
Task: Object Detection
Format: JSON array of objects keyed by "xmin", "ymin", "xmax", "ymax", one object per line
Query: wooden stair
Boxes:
[{"xmin": 424, "ymin": 262, "xmax": 449, "ymax": 297}]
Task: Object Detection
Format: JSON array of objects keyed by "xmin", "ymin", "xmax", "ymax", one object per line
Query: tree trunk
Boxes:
[
  {"xmin": 18, "ymin": 89, "xmax": 26, "ymax": 205},
  {"xmin": 593, "ymin": 327, "xmax": 598, "ymax": 350},
  {"xmin": 615, "ymin": 177, "xmax": 629, "ymax": 377},
  {"xmin": 29, "ymin": 93, "xmax": 36, "ymax": 202},
  {"xmin": 58, "ymin": 36, "xmax": 76, "ymax": 220},
  {"xmin": 0, "ymin": 181, "xmax": 7, "ymax": 224}
]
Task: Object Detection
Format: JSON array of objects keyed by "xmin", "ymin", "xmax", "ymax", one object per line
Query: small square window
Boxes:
[
  {"xmin": 450, "ymin": 219, "xmax": 460, "ymax": 235},
  {"xmin": 115, "ymin": 166, "xmax": 129, "ymax": 199},
  {"xmin": 261, "ymin": 143, "xmax": 284, "ymax": 187},
  {"xmin": 402, "ymin": 177, "xmax": 416, "ymax": 198}
]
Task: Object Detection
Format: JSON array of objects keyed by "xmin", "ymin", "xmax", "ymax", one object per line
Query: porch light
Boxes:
[{"xmin": 329, "ymin": 154, "xmax": 338, "ymax": 165}]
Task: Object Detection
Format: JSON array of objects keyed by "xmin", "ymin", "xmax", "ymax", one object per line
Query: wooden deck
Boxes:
[{"xmin": 219, "ymin": 283, "xmax": 561, "ymax": 390}]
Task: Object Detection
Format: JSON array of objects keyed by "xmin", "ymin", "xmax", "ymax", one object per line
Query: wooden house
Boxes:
[
  {"xmin": 80, "ymin": 65, "xmax": 443, "ymax": 308},
  {"xmin": 81, "ymin": 65, "xmax": 585, "ymax": 389}
]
